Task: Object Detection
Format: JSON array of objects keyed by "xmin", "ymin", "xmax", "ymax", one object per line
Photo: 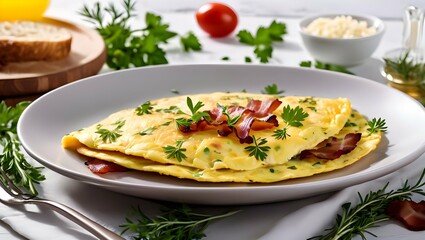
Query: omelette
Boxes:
[{"xmin": 62, "ymin": 92, "xmax": 382, "ymax": 182}]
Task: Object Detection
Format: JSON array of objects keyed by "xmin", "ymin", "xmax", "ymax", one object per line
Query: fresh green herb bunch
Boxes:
[
  {"xmin": 0, "ymin": 101, "xmax": 45, "ymax": 196},
  {"xmin": 311, "ymin": 168, "xmax": 425, "ymax": 240},
  {"xmin": 237, "ymin": 20, "xmax": 287, "ymax": 63},
  {"xmin": 120, "ymin": 204, "xmax": 239, "ymax": 240},
  {"xmin": 383, "ymin": 51, "xmax": 425, "ymax": 84},
  {"xmin": 80, "ymin": 0, "xmax": 201, "ymax": 70}
]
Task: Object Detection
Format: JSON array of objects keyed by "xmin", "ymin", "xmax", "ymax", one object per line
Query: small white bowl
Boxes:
[{"xmin": 299, "ymin": 14, "xmax": 385, "ymax": 66}]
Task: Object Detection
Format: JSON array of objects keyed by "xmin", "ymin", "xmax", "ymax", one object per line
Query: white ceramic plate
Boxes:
[{"xmin": 18, "ymin": 64, "xmax": 425, "ymax": 205}]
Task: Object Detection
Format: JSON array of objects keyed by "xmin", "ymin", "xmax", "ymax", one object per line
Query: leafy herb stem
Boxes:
[
  {"xmin": 0, "ymin": 101, "xmax": 45, "ymax": 196},
  {"xmin": 120, "ymin": 204, "xmax": 240, "ymax": 240},
  {"xmin": 311, "ymin": 169, "xmax": 425, "ymax": 240}
]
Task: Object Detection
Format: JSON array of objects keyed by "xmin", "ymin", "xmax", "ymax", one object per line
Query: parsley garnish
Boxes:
[
  {"xmin": 273, "ymin": 105, "xmax": 309, "ymax": 140},
  {"xmin": 175, "ymin": 97, "xmax": 210, "ymax": 128},
  {"xmin": 156, "ymin": 106, "xmax": 185, "ymax": 115},
  {"xmin": 137, "ymin": 127, "xmax": 157, "ymax": 136},
  {"xmin": 300, "ymin": 60, "xmax": 354, "ymax": 75},
  {"xmin": 261, "ymin": 83, "xmax": 284, "ymax": 95},
  {"xmin": 217, "ymin": 104, "xmax": 242, "ymax": 127},
  {"xmin": 96, "ymin": 120, "xmax": 125, "ymax": 143},
  {"xmin": 163, "ymin": 140, "xmax": 187, "ymax": 162},
  {"xmin": 299, "ymin": 97, "xmax": 317, "ymax": 105},
  {"xmin": 135, "ymin": 101, "xmax": 153, "ymax": 115},
  {"xmin": 280, "ymin": 105, "xmax": 309, "ymax": 127},
  {"xmin": 272, "ymin": 128, "xmax": 289, "ymax": 140},
  {"xmin": 244, "ymin": 136, "xmax": 270, "ymax": 161},
  {"xmin": 367, "ymin": 117, "xmax": 387, "ymax": 135},
  {"xmin": 221, "ymin": 56, "xmax": 230, "ymax": 61},
  {"xmin": 180, "ymin": 31, "xmax": 202, "ymax": 52},
  {"xmin": 80, "ymin": 0, "xmax": 201, "ymax": 70},
  {"xmin": 237, "ymin": 20, "xmax": 287, "ymax": 63},
  {"xmin": 120, "ymin": 204, "xmax": 239, "ymax": 239},
  {"xmin": 0, "ymin": 101, "xmax": 45, "ymax": 196}
]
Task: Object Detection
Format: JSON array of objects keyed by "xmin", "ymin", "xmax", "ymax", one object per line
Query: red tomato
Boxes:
[{"xmin": 196, "ymin": 3, "xmax": 238, "ymax": 38}]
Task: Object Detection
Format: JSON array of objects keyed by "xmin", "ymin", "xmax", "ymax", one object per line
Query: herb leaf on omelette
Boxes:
[
  {"xmin": 244, "ymin": 136, "xmax": 270, "ymax": 161},
  {"xmin": 135, "ymin": 101, "xmax": 154, "ymax": 115},
  {"xmin": 95, "ymin": 120, "xmax": 126, "ymax": 143},
  {"xmin": 163, "ymin": 139, "xmax": 187, "ymax": 162},
  {"xmin": 367, "ymin": 117, "xmax": 387, "ymax": 135},
  {"xmin": 273, "ymin": 105, "xmax": 309, "ymax": 140},
  {"xmin": 175, "ymin": 97, "xmax": 210, "ymax": 128}
]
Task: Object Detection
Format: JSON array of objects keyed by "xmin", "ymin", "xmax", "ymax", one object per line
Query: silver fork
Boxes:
[{"xmin": 0, "ymin": 168, "xmax": 124, "ymax": 240}]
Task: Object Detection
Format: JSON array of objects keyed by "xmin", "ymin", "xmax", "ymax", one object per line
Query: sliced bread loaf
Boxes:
[{"xmin": 0, "ymin": 21, "xmax": 72, "ymax": 63}]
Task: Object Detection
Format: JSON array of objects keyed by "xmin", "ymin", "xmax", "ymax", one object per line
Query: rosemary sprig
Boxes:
[
  {"xmin": 120, "ymin": 204, "xmax": 239, "ymax": 240},
  {"xmin": 311, "ymin": 168, "xmax": 425, "ymax": 240},
  {"xmin": 0, "ymin": 101, "xmax": 45, "ymax": 196}
]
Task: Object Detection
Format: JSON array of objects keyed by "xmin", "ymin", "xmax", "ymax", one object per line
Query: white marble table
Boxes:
[{"xmin": 2, "ymin": 1, "xmax": 425, "ymax": 239}]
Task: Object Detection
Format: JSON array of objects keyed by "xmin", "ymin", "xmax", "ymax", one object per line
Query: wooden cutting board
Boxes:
[{"xmin": 0, "ymin": 17, "xmax": 106, "ymax": 102}]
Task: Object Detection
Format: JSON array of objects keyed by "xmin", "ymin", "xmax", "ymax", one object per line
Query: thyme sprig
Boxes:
[
  {"xmin": 120, "ymin": 204, "xmax": 239, "ymax": 240},
  {"xmin": 311, "ymin": 169, "xmax": 425, "ymax": 240},
  {"xmin": 0, "ymin": 101, "xmax": 45, "ymax": 196}
]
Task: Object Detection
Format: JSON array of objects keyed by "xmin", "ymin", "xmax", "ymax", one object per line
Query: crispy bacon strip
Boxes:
[
  {"xmin": 85, "ymin": 159, "xmax": 128, "ymax": 174},
  {"xmin": 177, "ymin": 99, "xmax": 282, "ymax": 144},
  {"xmin": 386, "ymin": 200, "xmax": 425, "ymax": 231},
  {"xmin": 300, "ymin": 133, "xmax": 361, "ymax": 160}
]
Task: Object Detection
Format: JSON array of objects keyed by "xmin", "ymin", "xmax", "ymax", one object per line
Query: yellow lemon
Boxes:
[{"xmin": 0, "ymin": 0, "xmax": 50, "ymax": 21}]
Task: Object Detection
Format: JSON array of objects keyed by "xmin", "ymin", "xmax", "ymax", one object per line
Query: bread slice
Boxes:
[{"xmin": 0, "ymin": 21, "xmax": 72, "ymax": 63}]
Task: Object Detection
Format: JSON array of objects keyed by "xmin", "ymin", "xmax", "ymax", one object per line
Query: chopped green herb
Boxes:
[
  {"xmin": 163, "ymin": 140, "xmax": 187, "ymax": 162},
  {"xmin": 221, "ymin": 56, "xmax": 230, "ymax": 61},
  {"xmin": 180, "ymin": 31, "xmax": 202, "ymax": 52},
  {"xmin": 203, "ymin": 147, "xmax": 210, "ymax": 154},
  {"xmin": 218, "ymin": 104, "xmax": 242, "ymax": 127},
  {"xmin": 307, "ymin": 106, "xmax": 317, "ymax": 112},
  {"xmin": 245, "ymin": 136, "xmax": 270, "ymax": 161},
  {"xmin": 160, "ymin": 121, "xmax": 172, "ymax": 126},
  {"xmin": 272, "ymin": 128, "xmax": 290, "ymax": 140},
  {"xmin": 312, "ymin": 162, "xmax": 321, "ymax": 166},
  {"xmin": 367, "ymin": 117, "xmax": 387, "ymax": 135},
  {"xmin": 299, "ymin": 60, "xmax": 354, "ymax": 75},
  {"xmin": 261, "ymin": 83, "xmax": 284, "ymax": 95},
  {"xmin": 170, "ymin": 89, "xmax": 180, "ymax": 94},
  {"xmin": 135, "ymin": 101, "xmax": 154, "ymax": 115},
  {"xmin": 138, "ymin": 127, "xmax": 157, "ymax": 136},
  {"xmin": 299, "ymin": 97, "xmax": 317, "ymax": 105},
  {"xmin": 96, "ymin": 120, "xmax": 125, "ymax": 143},
  {"xmin": 156, "ymin": 106, "xmax": 185, "ymax": 115},
  {"xmin": 245, "ymin": 56, "xmax": 252, "ymax": 63},
  {"xmin": 287, "ymin": 166, "xmax": 297, "ymax": 170},
  {"xmin": 344, "ymin": 121, "xmax": 357, "ymax": 127},
  {"xmin": 269, "ymin": 168, "xmax": 276, "ymax": 173}
]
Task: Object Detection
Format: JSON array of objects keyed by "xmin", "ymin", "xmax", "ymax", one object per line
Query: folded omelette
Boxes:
[{"xmin": 62, "ymin": 92, "xmax": 382, "ymax": 183}]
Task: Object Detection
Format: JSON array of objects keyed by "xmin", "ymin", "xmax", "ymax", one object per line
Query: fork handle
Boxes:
[{"xmin": 24, "ymin": 198, "xmax": 124, "ymax": 240}]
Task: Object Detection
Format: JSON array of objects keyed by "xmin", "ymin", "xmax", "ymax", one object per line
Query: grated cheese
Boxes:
[{"xmin": 303, "ymin": 15, "xmax": 377, "ymax": 38}]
